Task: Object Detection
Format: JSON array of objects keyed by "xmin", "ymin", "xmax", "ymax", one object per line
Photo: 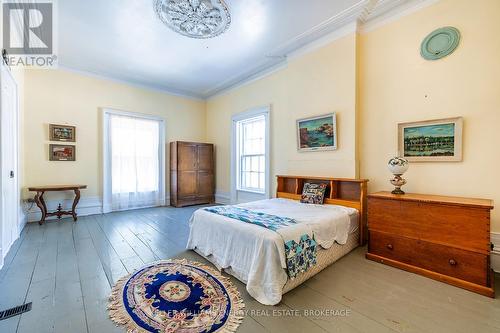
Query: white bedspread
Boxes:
[{"xmin": 186, "ymin": 198, "xmax": 357, "ymax": 305}]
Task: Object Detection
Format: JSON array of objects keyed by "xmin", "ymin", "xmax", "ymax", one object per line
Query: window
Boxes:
[
  {"xmin": 103, "ymin": 110, "xmax": 165, "ymax": 213},
  {"xmin": 236, "ymin": 114, "xmax": 266, "ymax": 193},
  {"xmin": 110, "ymin": 115, "xmax": 160, "ymax": 194}
]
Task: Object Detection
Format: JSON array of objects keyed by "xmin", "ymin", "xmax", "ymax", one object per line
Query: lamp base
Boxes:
[
  {"xmin": 391, "ymin": 188, "xmax": 406, "ymax": 195},
  {"xmin": 390, "ymin": 174, "xmax": 407, "ymax": 195}
]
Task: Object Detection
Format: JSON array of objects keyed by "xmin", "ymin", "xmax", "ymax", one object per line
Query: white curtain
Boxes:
[{"xmin": 109, "ymin": 114, "xmax": 162, "ymax": 211}]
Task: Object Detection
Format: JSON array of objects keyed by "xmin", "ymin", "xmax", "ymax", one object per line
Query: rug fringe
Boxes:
[{"xmin": 108, "ymin": 258, "xmax": 246, "ymax": 333}]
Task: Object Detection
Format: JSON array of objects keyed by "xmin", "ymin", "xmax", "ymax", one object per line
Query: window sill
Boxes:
[{"xmin": 237, "ymin": 189, "xmax": 266, "ymax": 195}]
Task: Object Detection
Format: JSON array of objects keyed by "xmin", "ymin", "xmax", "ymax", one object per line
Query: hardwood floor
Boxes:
[{"xmin": 0, "ymin": 205, "xmax": 499, "ymax": 333}]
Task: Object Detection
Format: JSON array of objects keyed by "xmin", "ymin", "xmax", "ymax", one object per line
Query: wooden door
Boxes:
[{"xmin": 0, "ymin": 63, "xmax": 19, "ymax": 266}]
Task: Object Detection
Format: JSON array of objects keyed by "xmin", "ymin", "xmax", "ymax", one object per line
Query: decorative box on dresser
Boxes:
[
  {"xmin": 170, "ymin": 141, "xmax": 215, "ymax": 207},
  {"xmin": 366, "ymin": 191, "xmax": 495, "ymax": 297}
]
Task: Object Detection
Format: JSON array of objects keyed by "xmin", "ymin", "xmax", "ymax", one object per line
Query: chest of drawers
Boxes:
[{"xmin": 366, "ymin": 191, "xmax": 494, "ymax": 297}]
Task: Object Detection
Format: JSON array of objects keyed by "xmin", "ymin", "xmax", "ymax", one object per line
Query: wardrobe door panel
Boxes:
[
  {"xmin": 178, "ymin": 143, "xmax": 197, "ymax": 171},
  {"xmin": 197, "ymin": 144, "xmax": 213, "ymax": 171},
  {"xmin": 197, "ymin": 171, "xmax": 214, "ymax": 197},
  {"xmin": 178, "ymin": 171, "xmax": 197, "ymax": 197}
]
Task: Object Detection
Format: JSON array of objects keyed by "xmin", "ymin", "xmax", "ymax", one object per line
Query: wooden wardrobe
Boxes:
[{"xmin": 170, "ymin": 141, "xmax": 215, "ymax": 207}]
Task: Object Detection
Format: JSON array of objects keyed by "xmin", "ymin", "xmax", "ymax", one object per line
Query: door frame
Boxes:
[
  {"xmin": 102, "ymin": 108, "xmax": 165, "ymax": 213},
  {"xmin": 0, "ymin": 62, "xmax": 20, "ymax": 268},
  {"xmin": 230, "ymin": 105, "xmax": 271, "ymax": 204}
]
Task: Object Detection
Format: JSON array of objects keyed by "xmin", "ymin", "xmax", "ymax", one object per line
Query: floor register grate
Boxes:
[{"xmin": 0, "ymin": 302, "xmax": 32, "ymax": 321}]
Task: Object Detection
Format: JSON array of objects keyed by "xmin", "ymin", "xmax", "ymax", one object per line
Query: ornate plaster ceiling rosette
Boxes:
[{"xmin": 154, "ymin": 0, "xmax": 231, "ymax": 39}]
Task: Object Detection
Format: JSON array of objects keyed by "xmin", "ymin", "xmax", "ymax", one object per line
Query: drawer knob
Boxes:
[
  {"xmin": 386, "ymin": 244, "xmax": 394, "ymax": 250},
  {"xmin": 449, "ymin": 259, "xmax": 457, "ymax": 266}
]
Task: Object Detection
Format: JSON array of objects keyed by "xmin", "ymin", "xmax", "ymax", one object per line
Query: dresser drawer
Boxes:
[
  {"xmin": 368, "ymin": 197, "xmax": 490, "ymax": 253},
  {"xmin": 369, "ymin": 231, "xmax": 488, "ymax": 286}
]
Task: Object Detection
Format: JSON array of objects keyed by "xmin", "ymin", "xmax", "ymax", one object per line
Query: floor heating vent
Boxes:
[{"xmin": 0, "ymin": 302, "xmax": 32, "ymax": 321}]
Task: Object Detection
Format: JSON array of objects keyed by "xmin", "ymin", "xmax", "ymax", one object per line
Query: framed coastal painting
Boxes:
[
  {"xmin": 297, "ymin": 113, "xmax": 337, "ymax": 152},
  {"xmin": 49, "ymin": 124, "xmax": 76, "ymax": 142},
  {"xmin": 49, "ymin": 144, "xmax": 76, "ymax": 161},
  {"xmin": 398, "ymin": 117, "xmax": 463, "ymax": 162}
]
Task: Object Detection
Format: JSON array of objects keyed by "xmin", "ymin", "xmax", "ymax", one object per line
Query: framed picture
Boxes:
[
  {"xmin": 398, "ymin": 117, "xmax": 463, "ymax": 162},
  {"xmin": 49, "ymin": 124, "xmax": 76, "ymax": 142},
  {"xmin": 297, "ymin": 113, "xmax": 337, "ymax": 152},
  {"xmin": 49, "ymin": 144, "xmax": 76, "ymax": 161}
]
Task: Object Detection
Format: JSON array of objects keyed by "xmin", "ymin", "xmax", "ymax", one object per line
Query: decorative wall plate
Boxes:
[{"xmin": 420, "ymin": 27, "xmax": 460, "ymax": 60}]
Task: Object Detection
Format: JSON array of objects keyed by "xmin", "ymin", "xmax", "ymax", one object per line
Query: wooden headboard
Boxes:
[{"xmin": 276, "ymin": 175, "xmax": 369, "ymax": 246}]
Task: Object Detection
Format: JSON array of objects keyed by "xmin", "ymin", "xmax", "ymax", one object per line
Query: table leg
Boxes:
[
  {"xmin": 34, "ymin": 191, "xmax": 47, "ymax": 225},
  {"xmin": 72, "ymin": 189, "xmax": 81, "ymax": 222}
]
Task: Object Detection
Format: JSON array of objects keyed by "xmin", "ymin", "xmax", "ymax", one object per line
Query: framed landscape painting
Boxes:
[
  {"xmin": 398, "ymin": 117, "xmax": 463, "ymax": 162},
  {"xmin": 297, "ymin": 113, "xmax": 337, "ymax": 152},
  {"xmin": 49, "ymin": 144, "xmax": 76, "ymax": 161},
  {"xmin": 49, "ymin": 124, "xmax": 76, "ymax": 142}
]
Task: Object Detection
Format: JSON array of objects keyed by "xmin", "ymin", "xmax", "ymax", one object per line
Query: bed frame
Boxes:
[{"xmin": 276, "ymin": 175, "xmax": 369, "ymax": 245}]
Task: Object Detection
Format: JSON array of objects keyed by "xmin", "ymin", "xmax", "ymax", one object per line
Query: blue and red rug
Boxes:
[{"xmin": 108, "ymin": 259, "xmax": 245, "ymax": 333}]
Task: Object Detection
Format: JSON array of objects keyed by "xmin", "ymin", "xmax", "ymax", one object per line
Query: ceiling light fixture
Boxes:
[{"xmin": 154, "ymin": 0, "xmax": 231, "ymax": 39}]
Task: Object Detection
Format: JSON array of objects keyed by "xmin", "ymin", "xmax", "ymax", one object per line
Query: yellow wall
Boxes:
[
  {"xmin": 19, "ymin": 0, "xmax": 500, "ymax": 231},
  {"xmin": 205, "ymin": 0, "xmax": 500, "ymax": 231},
  {"xmin": 23, "ymin": 69, "xmax": 206, "ymax": 201},
  {"xmin": 359, "ymin": 0, "xmax": 500, "ymax": 231},
  {"xmin": 207, "ymin": 33, "xmax": 358, "ymax": 194}
]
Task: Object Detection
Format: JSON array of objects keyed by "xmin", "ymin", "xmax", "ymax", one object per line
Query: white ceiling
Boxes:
[{"xmin": 57, "ymin": 0, "xmax": 426, "ymax": 99}]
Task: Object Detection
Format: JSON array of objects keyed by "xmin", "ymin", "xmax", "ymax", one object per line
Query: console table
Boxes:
[{"xmin": 28, "ymin": 185, "xmax": 87, "ymax": 225}]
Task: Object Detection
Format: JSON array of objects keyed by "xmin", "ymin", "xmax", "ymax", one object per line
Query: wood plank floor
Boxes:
[{"xmin": 0, "ymin": 205, "xmax": 499, "ymax": 333}]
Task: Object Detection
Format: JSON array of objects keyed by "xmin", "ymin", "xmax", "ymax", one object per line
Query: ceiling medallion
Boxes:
[{"xmin": 154, "ymin": 0, "xmax": 231, "ymax": 39}]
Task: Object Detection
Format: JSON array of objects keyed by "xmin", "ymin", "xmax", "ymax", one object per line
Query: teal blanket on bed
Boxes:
[{"xmin": 203, "ymin": 206, "xmax": 317, "ymax": 278}]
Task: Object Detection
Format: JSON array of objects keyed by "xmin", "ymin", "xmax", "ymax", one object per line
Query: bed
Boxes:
[{"xmin": 187, "ymin": 175, "xmax": 368, "ymax": 305}]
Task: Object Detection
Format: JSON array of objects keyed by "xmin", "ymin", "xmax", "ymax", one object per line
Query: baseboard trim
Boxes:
[
  {"xmin": 26, "ymin": 196, "xmax": 103, "ymax": 223},
  {"xmin": 215, "ymin": 191, "xmax": 230, "ymax": 205},
  {"xmin": 19, "ymin": 210, "xmax": 27, "ymax": 231},
  {"xmin": 25, "ymin": 196, "xmax": 173, "ymax": 223}
]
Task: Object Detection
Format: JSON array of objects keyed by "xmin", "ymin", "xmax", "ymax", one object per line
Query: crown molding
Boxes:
[
  {"xmin": 359, "ymin": 0, "xmax": 440, "ymax": 33},
  {"xmin": 206, "ymin": 0, "xmax": 441, "ymax": 99},
  {"xmin": 204, "ymin": 59, "xmax": 287, "ymax": 99},
  {"xmin": 268, "ymin": 1, "xmax": 371, "ymax": 59},
  {"xmin": 287, "ymin": 21, "xmax": 359, "ymax": 61},
  {"xmin": 206, "ymin": 20, "xmax": 361, "ymax": 100},
  {"xmin": 54, "ymin": 0, "xmax": 441, "ymax": 101},
  {"xmin": 204, "ymin": 1, "xmax": 372, "ymax": 99},
  {"xmin": 56, "ymin": 65, "xmax": 206, "ymax": 101}
]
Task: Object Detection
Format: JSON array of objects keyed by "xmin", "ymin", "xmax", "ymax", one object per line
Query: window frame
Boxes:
[
  {"xmin": 231, "ymin": 106, "xmax": 270, "ymax": 203},
  {"xmin": 236, "ymin": 115, "xmax": 266, "ymax": 193},
  {"xmin": 102, "ymin": 108, "xmax": 165, "ymax": 213}
]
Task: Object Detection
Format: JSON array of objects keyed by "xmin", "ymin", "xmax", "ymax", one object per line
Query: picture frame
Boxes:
[
  {"xmin": 398, "ymin": 117, "xmax": 463, "ymax": 162},
  {"xmin": 49, "ymin": 124, "xmax": 76, "ymax": 142},
  {"xmin": 297, "ymin": 113, "xmax": 337, "ymax": 152},
  {"xmin": 49, "ymin": 144, "xmax": 76, "ymax": 161}
]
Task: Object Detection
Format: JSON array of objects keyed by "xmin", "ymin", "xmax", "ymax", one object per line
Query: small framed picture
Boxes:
[
  {"xmin": 49, "ymin": 144, "xmax": 76, "ymax": 161},
  {"xmin": 398, "ymin": 117, "xmax": 463, "ymax": 162},
  {"xmin": 49, "ymin": 124, "xmax": 76, "ymax": 142},
  {"xmin": 297, "ymin": 113, "xmax": 337, "ymax": 152}
]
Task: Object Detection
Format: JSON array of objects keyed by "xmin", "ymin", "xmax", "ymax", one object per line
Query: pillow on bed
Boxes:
[{"xmin": 300, "ymin": 183, "xmax": 327, "ymax": 204}]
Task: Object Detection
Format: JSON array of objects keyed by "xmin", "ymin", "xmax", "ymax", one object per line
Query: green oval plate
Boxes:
[{"xmin": 421, "ymin": 27, "xmax": 460, "ymax": 60}]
